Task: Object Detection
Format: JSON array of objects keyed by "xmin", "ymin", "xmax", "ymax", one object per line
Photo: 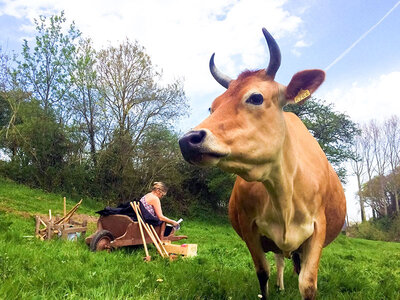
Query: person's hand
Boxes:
[{"xmin": 172, "ymin": 221, "xmax": 180, "ymax": 230}]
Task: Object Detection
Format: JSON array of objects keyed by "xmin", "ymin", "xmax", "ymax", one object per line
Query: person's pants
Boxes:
[{"xmin": 164, "ymin": 225, "xmax": 173, "ymax": 236}]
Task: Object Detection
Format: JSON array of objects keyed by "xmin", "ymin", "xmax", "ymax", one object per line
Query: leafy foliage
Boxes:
[
  {"xmin": 347, "ymin": 215, "xmax": 400, "ymax": 242},
  {"xmin": 15, "ymin": 11, "xmax": 80, "ymax": 119},
  {"xmin": 1, "ymin": 100, "xmax": 84, "ymax": 190}
]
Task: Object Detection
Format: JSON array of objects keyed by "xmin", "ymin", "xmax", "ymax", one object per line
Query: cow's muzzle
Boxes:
[{"xmin": 179, "ymin": 130, "xmax": 228, "ymax": 165}]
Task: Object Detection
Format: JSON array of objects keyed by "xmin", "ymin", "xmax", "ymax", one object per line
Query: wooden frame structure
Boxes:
[{"xmin": 35, "ymin": 199, "xmax": 87, "ymax": 240}]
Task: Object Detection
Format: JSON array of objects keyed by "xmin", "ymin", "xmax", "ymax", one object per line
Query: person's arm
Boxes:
[{"xmin": 151, "ymin": 197, "xmax": 179, "ymax": 226}]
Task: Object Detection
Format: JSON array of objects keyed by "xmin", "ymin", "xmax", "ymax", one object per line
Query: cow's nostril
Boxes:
[
  {"xmin": 190, "ymin": 130, "xmax": 206, "ymax": 144},
  {"xmin": 179, "ymin": 130, "xmax": 208, "ymax": 163}
]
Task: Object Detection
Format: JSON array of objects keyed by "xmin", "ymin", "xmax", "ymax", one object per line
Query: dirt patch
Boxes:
[
  {"xmin": 0, "ymin": 204, "xmax": 98, "ymax": 224},
  {"xmin": 33, "ymin": 213, "xmax": 98, "ymax": 224}
]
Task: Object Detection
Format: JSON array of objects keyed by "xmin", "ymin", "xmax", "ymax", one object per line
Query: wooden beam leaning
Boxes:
[
  {"xmin": 130, "ymin": 202, "xmax": 151, "ymax": 261},
  {"xmin": 55, "ymin": 199, "xmax": 82, "ymax": 225},
  {"xmin": 35, "ymin": 216, "xmax": 40, "ymax": 236},
  {"xmin": 130, "ymin": 202, "xmax": 166, "ymax": 258},
  {"xmin": 63, "ymin": 197, "xmax": 66, "ymax": 217},
  {"xmin": 150, "ymin": 225, "xmax": 169, "ymax": 257},
  {"xmin": 134, "ymin": 202, "xmax": 168, "ymax": 257},
  {"xmin": 135, "ymin": 202, "xmax": 166, "ymax": 258}
]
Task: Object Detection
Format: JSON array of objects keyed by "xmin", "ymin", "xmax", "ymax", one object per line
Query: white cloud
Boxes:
[
  {"xmin": 322, "ymin": 71, "xmax": 400, "ymax": 124},
  {"xmin": 291, "ymin": 39, "xmax": 310, "ymax": 56},
  {"xmin": 321, "ymin": 71, "xmax": 400, "ymax": 222},
  {"xmin": 0, "ymin": 0, "xmax": 304, "ymax": 97},
  {"xmin": 294, "ymin": 40, "xmax": 309, "ymax": 48}
]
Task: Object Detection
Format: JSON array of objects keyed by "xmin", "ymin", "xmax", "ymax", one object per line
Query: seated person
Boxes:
[{"xmin": 140, "ymin": 182, "xmax": 179, "ymax": 235}]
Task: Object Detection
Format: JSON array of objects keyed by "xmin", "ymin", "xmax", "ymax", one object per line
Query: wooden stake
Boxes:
[
  {"xmin": 131, "ymin": 202, "xmax": 150, "ymax": 260},
  {"xmin": 150, "ymin": 225, "xmax": 169, "ymax": 256},
  {"xmin": 56, "ymin": 199, "xmax": 82, "ymax": 225},
  {"xmin": 133, "ymin": 202, "xmax": 165, "ymax": 258},
  {"xmin": 63, "ymin": 197, "xmax": 66, "ymax": 217},
  {"xmin": 130, "ymin": 202, "xmax": 165, "ymax": 258},
  {"xmin": 140, "ymin": 214, "xmax": 167, "ymax": 258},
  {"xmin": 35, "ymin": 216, "xmax": 40, "ymax": 236},
  {"xmin": 38, "ymin": 216, "xmax": 47, "ymax": 227},
  {"xmin": 47, "ymin": 220, "xmax": 53, "ymax": 239},
  {"xmin": 135, "ymin": 203, "xmax": 168, "ymax": 256}
]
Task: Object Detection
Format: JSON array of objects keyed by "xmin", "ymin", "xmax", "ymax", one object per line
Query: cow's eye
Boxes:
[
  {"xmin": 208, "ymin": 107, "xmax": 212, "ymax": 114},
  {"xmin": 246, "ymin": 93, "xmax": 264, "ymax": 105}
]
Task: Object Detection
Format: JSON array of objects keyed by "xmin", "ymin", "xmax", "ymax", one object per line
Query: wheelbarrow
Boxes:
[{"xmin": 85, "ymin": 211, "xmax": 187, "ymax": 252}]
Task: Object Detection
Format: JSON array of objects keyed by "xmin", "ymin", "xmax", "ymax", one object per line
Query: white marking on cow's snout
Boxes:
[{"xmin": 197, "ymin": 128, "xmax": 230, "ymax": 156}]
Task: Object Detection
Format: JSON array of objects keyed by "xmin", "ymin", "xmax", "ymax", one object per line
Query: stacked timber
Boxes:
[{"xmin": 35, "ymin": 198, "xmax": 87, "ymax": 240}]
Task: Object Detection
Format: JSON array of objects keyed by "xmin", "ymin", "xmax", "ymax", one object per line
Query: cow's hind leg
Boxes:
[{"xmin": 275, "ymin": 253, "xmax": 285, "ymax": 291}]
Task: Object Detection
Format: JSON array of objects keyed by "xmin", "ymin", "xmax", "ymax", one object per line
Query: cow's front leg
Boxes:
[
  {"xmin": 244, "ymin": 232, "xmax": 270, "ymax": 299},
  {"xmin": 298, "ymin": 217, "xmax": 326, "ymax": 300}
]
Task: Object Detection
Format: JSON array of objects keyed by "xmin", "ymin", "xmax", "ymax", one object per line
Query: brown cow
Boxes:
[{"xmin": 179, "ymin": 28, "xmax": 346, "ymax": 300}]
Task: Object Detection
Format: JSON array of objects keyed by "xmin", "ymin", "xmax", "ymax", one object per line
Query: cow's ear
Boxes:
[{"xmin": 282, "ymin": 69, "xmax": 325, "ymax": 106}]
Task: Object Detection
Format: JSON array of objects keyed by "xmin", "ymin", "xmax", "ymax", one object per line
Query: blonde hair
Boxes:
[{"xmin": 152, "ymin": 181, "xmax": 168, "ymax": 193}]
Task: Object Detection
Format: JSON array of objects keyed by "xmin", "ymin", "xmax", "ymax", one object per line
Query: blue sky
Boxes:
[{"xmin": 1, "ymin": 0, "xmax": 400, "ymax": 221}]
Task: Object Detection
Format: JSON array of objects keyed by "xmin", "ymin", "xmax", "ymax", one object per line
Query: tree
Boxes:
[
  {"xmin": 0, "ymin": 49, "xmax": 29, "ymax": 158},
  {"xmin": 284, "ymin": 98, "xmax": 359, "ymax": 182},
  {"xmin": 350, "ymin": 134, "xmax": 367, "ymax": 222},
  {"xmin": 96, "ymin": 39, "xmax": 188, "ymax": 144},
  {"xmin": 370, "ymin": 120, "xmax": 389, "ymax": 216},
  {"xmin": 3, "ymin": 99, "xmax": 80, "ymax": 190},
  {"xmin": 94, "ymin": 39, "xmax": 188, "ymax": 201},
  {"xmin": 70, "ymin": 38, "xmax": 100, "ymax": 166},
  {"xmin": 0, "ymin": 49, "xmax": 12, "ymax": 129},
  {"xmin": 383, "ymin": 116, "xmax": 400, "ymax": 214},
  {"xmin": 15, "ymin": 11, "xmax": 80, "ymax": 120},
  {"xmin": 359, "ymin": 117, "xmax": 400, "ymax": 219},
  {"xmin": 134, "ymin": 125, "xmax": 183, "ymax": 191}
]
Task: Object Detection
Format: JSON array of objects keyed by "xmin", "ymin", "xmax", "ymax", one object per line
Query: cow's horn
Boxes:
[
  {"xmin": 209, "ymin": 53, "xmax": 232, "ymax": 89},
  {"xmin": 262, "ymin": 28, "xmax": 281, "ymax": 79}
]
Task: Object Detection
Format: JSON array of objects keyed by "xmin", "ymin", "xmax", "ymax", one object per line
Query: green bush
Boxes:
[
  {"xmin": 389, "ymin": 215, "xmax": 400, "ymax": 242},
  {"xmin": 347, "ymin": 215, "xmax": 400, "ymax": 242},
  {"xmin": 347, "ymin": 221, "xmax": 389, "ymax": 241}
]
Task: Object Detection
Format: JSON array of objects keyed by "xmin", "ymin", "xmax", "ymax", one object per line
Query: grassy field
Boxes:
[{"xmin": 1, "ymin": 178, "xmax": 400, "ymax": 299}]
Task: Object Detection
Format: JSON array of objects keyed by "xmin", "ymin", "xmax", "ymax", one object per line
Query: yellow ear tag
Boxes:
[{"xmin": 294, "ymin": 89, "xmax": 310, "ymax": 103}]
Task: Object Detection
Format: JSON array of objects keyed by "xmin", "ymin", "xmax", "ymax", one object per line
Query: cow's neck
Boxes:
[
  {"xmin": 260, "ymin": 124, "xmax": 301, "ymax": 249},
  {"xmin": 262, "ymin": 124, "xmax": 296, "ymax": 211}
]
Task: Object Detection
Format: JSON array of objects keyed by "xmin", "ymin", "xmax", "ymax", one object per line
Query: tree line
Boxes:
[
  {"xmin": 351, "ymin": 117, "xmax": 400, "ymax": 221},
  {"xmin": 0, "ymin": 12, "xmax": 361, "ymax": 216},
  {"xmin": 0, "ymin": 12, "xmax": 236, "ymax": 214}
]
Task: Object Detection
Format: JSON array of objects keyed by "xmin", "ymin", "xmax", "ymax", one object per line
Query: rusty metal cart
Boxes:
[{"xmin": 86, "ymin": 211, "xmax": 187, "ymax": 252}]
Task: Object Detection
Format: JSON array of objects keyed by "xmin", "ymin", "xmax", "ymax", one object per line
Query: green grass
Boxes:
[
  {"xmin": 1, "ymin": 178, "xmax": 400, "ymax": 299},
  {"xmin": 0, "ymin": 177, "xmax": 101, "ymax": 216}
]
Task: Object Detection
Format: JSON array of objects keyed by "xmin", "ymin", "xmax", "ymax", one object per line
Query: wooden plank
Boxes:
[
  {"xmin": 35, "ymin": 216, "xmax": 40, "ymax": 236},
  {"xmin": 62, "ymin": 226, "xmax": 87, "ymax": 234},
  {"xmin": 131, "ymin": 202, "xmax": 166, "ymax": 258},
  {"xmin": 63, "ymin": 197, "xmax": 66, "ymax": 217},
  {"xmin": 163, "ymin": 243, "xmax": 197, "ymax": 257},
  {"xmin": 47, "ymin": 220, "xmax": 53, "ymax": 240},
  {"xmin": 150, "ymin": 225, "xmax": 169, "ymax": 256},
  {"xmin": 38, "ymin": 217, "xmax": 47, "ymax": 227},
  {"xmin": 55, "ymin": 199, "xmax": 82, "ymax": 225},
  {"xmin": 131, "ymin": 202, "xmax": 150, "ymax": 258}
]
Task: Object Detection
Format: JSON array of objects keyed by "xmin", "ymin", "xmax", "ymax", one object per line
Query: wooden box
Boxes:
[{"xmin": 163, "ymin": 243, "xmax": 197, "ymax": 257}]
